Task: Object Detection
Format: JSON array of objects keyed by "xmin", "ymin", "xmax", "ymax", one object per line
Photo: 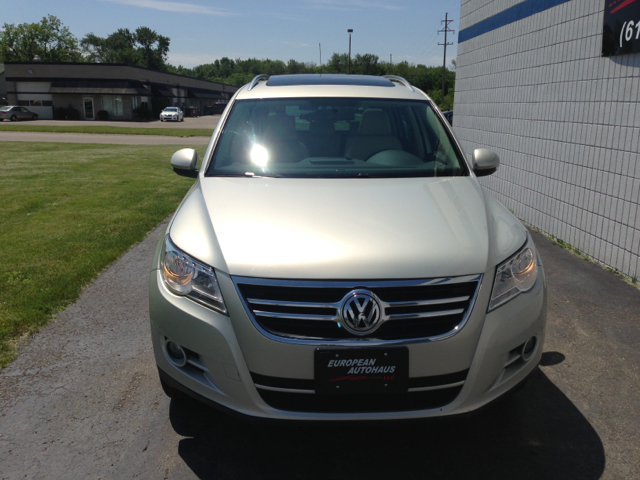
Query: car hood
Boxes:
[{"xmin": 169, "ymin": 176, "xmax": 527, "ymax": 279}]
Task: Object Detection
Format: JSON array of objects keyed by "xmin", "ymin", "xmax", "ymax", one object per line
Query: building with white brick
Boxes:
[{"xmin": 453, "ymin": 0, "xmax": 640, "ymax": 279}]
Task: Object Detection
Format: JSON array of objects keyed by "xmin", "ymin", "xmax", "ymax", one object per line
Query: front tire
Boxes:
[{"xmin": 32, "ymin": 114, "xmax": 38, "ymax": 120}]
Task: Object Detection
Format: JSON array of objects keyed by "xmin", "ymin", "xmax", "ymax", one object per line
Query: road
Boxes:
[
  {"xmin": 0, "ymin": 225, "xmax": 639, "ymax": 479},
  {"xmin": 0, "ymin": 131, "xmax": 210, "ymax": 145},
  {"xmin": 0, "ymin": 115, "xmax": 221, "ymax": 129}
]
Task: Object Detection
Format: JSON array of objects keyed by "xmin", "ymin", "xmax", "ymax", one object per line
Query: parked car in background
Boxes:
[
  {"xmin": 151, "ymin": 74, "xmax": 546, "ymax": 422},
  {"xmin": 442, "ymin": 110, "xmax": 453, "ymax": 125},
  {"xmin": 160, "ymin": 107, "xmax": 184, "ymax": 122},
  {"xmin": 0, "ymin": 106, "xmax": 39, "ymax": 121}
]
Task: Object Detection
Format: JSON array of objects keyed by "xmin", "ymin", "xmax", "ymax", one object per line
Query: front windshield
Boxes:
[
  {"xmin": 206, "ymin": 97, "xmax": 466, "ymax": 178},
  {"xmin": 164, "ymin": 107, "xmax": 178, "ymax": 112}
]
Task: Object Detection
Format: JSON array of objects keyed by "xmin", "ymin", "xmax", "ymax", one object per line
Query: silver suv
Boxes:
[{"xmin": 149, "ymin": 74, "xmax": 546, "ymax": 420}]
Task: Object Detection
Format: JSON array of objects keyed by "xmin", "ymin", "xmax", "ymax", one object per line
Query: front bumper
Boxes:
[{"xmin": 149, "ymin": 244, "xmax": 546, "ymax": 421}]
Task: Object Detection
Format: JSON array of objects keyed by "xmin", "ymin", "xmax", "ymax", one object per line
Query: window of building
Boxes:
[
  {"xmin": 17, "ymin": 100, "xmax": 54, "ymax": 107},
  {"xmin": 102, "ymin": 96, "xmax": 123, "ymax": 116},
  {"xmin": 132, "ymin": 96, "xmax": 139, "ymax": 110}
]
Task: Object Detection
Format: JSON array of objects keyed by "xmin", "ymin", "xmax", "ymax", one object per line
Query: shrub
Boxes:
[
  {"xmin": 96, "ymin": 110, "xmax": 109, "ymax": 121},
  {"xmin": 53, "ymin": 105, "xmax": 81, "ymax": 120}
]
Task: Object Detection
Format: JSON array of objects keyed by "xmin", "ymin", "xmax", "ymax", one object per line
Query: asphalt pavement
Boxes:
[
  {"xmin": 0, "ymin": 116, "xmax": 221, "ymax": 129},
  {"xmin": 0, "ymin": 225, "xmax": 639, "ymax": 479}
]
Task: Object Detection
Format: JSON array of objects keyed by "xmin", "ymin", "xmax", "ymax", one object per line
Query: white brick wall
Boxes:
[{"xmin": 454, "ymin": 0, "xmax": 640, "ymax": 279}]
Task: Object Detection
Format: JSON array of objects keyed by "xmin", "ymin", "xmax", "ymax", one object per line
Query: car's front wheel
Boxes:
[{"xmin": 32, "ymin": 114, "xmax": 38, "ymax": 120}]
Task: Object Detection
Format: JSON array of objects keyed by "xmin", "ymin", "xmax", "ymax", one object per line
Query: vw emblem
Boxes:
[{"xmin": 340, "ymin": 290, "xmax": 382, "ymax": 335}]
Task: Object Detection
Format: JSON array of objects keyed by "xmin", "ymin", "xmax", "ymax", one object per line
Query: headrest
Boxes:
[
  {"xmin": 264, "ymin": 114, "xmax": 298, "ymax": 142},
  {"xmin": 358, "ymin": 109, "xmax": 392, "ymax": 136}
]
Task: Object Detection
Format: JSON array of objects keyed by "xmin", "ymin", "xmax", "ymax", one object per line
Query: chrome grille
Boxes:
[{"xmin": 233, "ymin": 275, "xmax": 482, "ymax": 343}]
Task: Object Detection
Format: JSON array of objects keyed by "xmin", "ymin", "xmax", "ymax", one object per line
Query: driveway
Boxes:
[{"xmin": 0, "ymin": 227, "xmax": 638, "ymax": 479}]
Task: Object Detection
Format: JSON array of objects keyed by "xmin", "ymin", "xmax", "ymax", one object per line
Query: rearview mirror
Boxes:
[
  {"xmin": 170, "ymin": 148, "xmax": 198, "ymax": 178},
  {"xmin": 473, "ymin": 149, "xmax": 499, "ymax": 177}
]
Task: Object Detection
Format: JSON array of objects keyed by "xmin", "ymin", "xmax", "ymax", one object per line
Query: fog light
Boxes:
[
  {"xmin": 522, "ymin": 337, "xmax": 537, "ymax": 361},
  {"xmin": 166, "ymin": 341, "xmax": 187, "ymax": 367}
]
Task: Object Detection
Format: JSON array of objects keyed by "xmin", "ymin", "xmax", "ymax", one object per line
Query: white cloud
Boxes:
[
  {"xmin": 101, "ymin": 0, "xmax": 234, "ymax": 16},
  {"xmin": 305, "ymin": 0, "xmax": 403, "ymax": 11},
  {"xmin": 263, "ymin": 12, "xmax": 305, "ymax": 21}
]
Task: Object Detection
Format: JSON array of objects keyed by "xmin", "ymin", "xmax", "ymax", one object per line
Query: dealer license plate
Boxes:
[{"xmin": 315, "ymin": 347, "xmax": 408, "ymax": 395}]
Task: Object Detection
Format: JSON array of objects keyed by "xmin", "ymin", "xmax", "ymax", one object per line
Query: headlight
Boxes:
[
  {"xmin": 488, "ymin": 243, "xmax": 538, "ymax": 311},
  {"xmin": 161, "ymin": 234, "xmax": 227, "ymax": 314}
]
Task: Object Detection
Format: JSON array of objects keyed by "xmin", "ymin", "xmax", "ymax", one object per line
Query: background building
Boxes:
[
  {"xmin": 2, "ymin": 62, "xmax": 237, "ymax": 120},
  {"xmin": 454, "ymin": 0, "xmax": 640, "ymax": 279}
]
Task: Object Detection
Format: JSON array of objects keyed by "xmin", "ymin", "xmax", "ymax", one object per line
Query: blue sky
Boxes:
[{"xmin": 2, "ymin": 0, "xmax": 460, "ymax": 68}]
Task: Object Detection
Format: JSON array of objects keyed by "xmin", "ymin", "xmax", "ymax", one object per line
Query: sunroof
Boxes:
[{"xmin": 266, "ymin": 74, "xmax": 394, "ymax": 87}]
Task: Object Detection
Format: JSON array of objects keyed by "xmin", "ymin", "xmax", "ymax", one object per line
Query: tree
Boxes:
[
  {"xmin": 192, "ymin": 63, "xmax": 218, "ymax": 79},
  {"xmin": 167, "ymin": 64, "xmax": 195, "ymax": 77},
  {"xmin": 80, "ymin": 27, "xmax": 169, "ymax": 69},
  {"xmin": 134, "ymin": 27, "xmax": 169, "ymax": 70},
  {"xmin": 80, "ymin": 33, "xmax": 107, "ymax": 63},
  {"xmin": 413, "ymin": 67, "xmax": 455, "ymax": 96},
  {"xmin": 0, "ymin": 15, "xmax": 81, "ymax": 62},
  {"xmin": 427, "ymin": 88, "xmax": 455, "ymax": 111},
  {"xmin": 287, "ymin": 59, "xmax": 305, "ymax": 74},
  {"xmin": 217, "ymin": 57, "xmax": 235, "ymax": 78},
  {"xmin": 389, "ymin": 60, "xmax": 412, "ymax": 78},
  {"xmin": 326, "ymin": 53, "xmax": 349, "ymax": 74},
  {"xmin": 352, "ymin": 54, "xmax": 382, "ymax": 75}
]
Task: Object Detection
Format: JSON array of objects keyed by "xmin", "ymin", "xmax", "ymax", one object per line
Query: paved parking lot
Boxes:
[{"xmin": 0, "ymin": 226, "xmax": 638, "ymax": 479}]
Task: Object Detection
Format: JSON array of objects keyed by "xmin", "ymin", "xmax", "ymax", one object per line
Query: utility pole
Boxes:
[
  {"xmin": 390, "ymin": 54, "xmax": 392, "ymax": 74},
  {"xmin": 348, "ymin": 29, "xmax": 353, "ymax": 74},
  {"xmin": 319, "ymin": 43, "xmax": 322, "ymax": 73},
  {"xmin": 438, "ymin": 13, "xmax": 454, "ymax": 105}
]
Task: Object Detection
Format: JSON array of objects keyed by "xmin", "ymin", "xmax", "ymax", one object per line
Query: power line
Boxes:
[
  {"xmin": 438, "ymin": 12, "xmax": 455, "ymax": 104},
  {"xmin": 405, "ymin": 31, "xmax": 438, "ymax": 61},
  {"xmin": 416, "ymin": 42, "xmax": 441, "ymax": 64}
]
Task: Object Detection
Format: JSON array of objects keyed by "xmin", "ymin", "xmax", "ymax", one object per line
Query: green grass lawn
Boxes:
[
  {"xmin": 0, "ymin": 124, "xmax": 211, "ymax": 137},
  {"xmin": 0, "ymin": 142, "xmax": 203, "ymax": 367}
]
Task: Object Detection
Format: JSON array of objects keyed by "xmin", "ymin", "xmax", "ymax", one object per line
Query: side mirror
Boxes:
[
  {"xmin": 473, "ymin": 148, "xmax": 499, "ymax": 177},
  {"xmin": 170, "ymin": 148, "xmax": 198, "ymax": 178}
]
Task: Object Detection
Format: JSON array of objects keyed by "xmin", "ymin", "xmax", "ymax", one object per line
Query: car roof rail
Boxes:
[
  {"xmin": 247, "ymin": 74, "xmax": 269, "ymax": 91},
  {"xmin": 383, "ymin": 75, "xmax": 415, "ymax": 92}
]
